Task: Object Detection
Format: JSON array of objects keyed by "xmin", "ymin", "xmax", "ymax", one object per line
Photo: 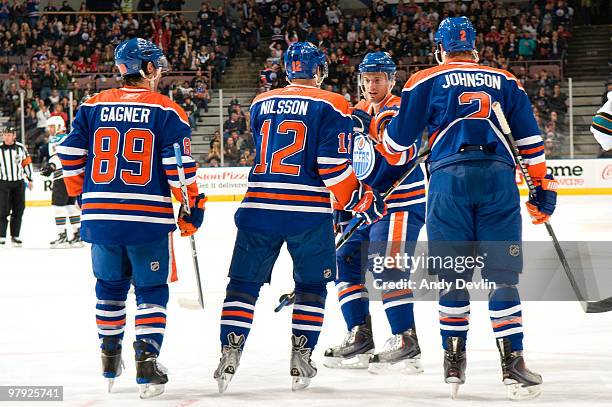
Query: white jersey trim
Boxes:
[
  {"xmin": 247, "ymin": 181, "xmax": 328, "ymax": 193},
  {"xmin": 57, "ymin": 146, "xmax": 88, "ymax": 156},
  {"xmin": 81, "ymin": 214, "xmax": 176, "ymax": 224},
  {"xmin": 317, "ymin": 157, "xmax": 348, "ymax": 165},
  {"xmin": 323, "ymin": 166, "xmax": 353, "ymax": 187},
  {"xmin": 515, "ymin": 135, "xmax": 543, "ymax": 146},
  {"xmin": 240, "ymin": 202, "xmax": 332, "ymax": 214},
  {"xmin": 82, "ymin": 192, "xmax": 172, "ymax": 203}
]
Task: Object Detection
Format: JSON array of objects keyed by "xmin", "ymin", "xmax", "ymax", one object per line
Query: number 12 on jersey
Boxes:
[{"xmin": 253, "ymin": 119, "xmax": 307, "ymax": 176}]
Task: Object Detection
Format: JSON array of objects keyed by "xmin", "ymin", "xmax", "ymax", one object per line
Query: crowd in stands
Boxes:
[
  {"xmin": 0, "ymin": 0, "xmax": 580, "ymax": 166},
  {"xmin": 257, "ymin": 0, "xmax": 574, "ymax": 157}
]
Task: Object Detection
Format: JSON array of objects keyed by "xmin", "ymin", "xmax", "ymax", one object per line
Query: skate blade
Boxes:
[
  {"xmin": 504, "ymin": 380, "xmax": 542, "ymax": 401},
  {"xmin": 107, "ymin": 378, "xmax": 114, "ymax": 393},
  {"xmin": 291, "ymin": 376, "xmax": 311, "ymax": 391},
  {"xmin": 368, "ymin": 358, "xmax": 424, "ymax": 375},
  {"xmin": 445, "ymin": 377, "xmax": 463, "ymax": 400},
  {"xmin": 216, "ymin": 373, "xmax": 233, "ymax": 394},
  {"xmin": 139, "ymin": 383, "xmax": 165, "ymax": 399},
  {"xmin": 323, "ymin": 353, "xmax": 372, "ymax": 369}
]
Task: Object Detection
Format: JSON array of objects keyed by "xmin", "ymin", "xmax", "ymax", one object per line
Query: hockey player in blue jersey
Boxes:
[
  {"xmin": 323, "ymin": 52, "xmax": 426, "ymax": 374},
  {"xmin": 213, "ymin": 42, "xmax": 387, "ymax": 393},
  {"xmin": 370, "ymin": 18, "xmax": 556, "ymax": 400},
  {"xmin": 57, "ymin": 38, "xmax": 205, "ymax": 399}
]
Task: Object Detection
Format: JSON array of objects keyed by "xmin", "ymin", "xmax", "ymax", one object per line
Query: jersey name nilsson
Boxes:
[
  {"xmin": 99, "ymin": 106, "xmax": 151, "ymax": 123},
  {"xmin": 259, "ymin": 99, "xmax": 309, "ymax": 115},
  {"xmin": 441, "ymin": 72, "xmax": 501, "ymax": 90}
]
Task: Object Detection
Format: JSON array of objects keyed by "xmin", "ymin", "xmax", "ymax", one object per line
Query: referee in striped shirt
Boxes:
[{"xmin": 0, "ymin": 126, "xmax": 33, "ymax": 247}]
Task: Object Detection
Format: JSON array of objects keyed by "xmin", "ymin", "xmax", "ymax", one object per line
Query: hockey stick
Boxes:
[
  {"xmin": 491, "ymin": 102, "xmax": 611, "ymax": 313},
  {"xmin": 274, "ymin": 147, "xmax": 431, "ymax": 312},
  {"xmin": 173, "ymin": 143, "xmax": 205, "ymax": 310}
]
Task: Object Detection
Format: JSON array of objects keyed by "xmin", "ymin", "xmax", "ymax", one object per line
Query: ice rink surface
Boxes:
[{"xmin": 1, "ymin": 195, "xmax": 611, "ymax": 407}]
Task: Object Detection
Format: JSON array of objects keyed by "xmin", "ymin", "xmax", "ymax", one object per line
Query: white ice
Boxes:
[{"xmin": 1, "ymin": 195, "xmax": 611, "ymax": 407}]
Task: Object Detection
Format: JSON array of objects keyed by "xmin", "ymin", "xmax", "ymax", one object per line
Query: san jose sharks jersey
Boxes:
[
  {"xmin": 350, "ymin": 95, "xmax": 425, "ymax": 215},
  {"xmin": 48, "ymin": 133, "xmax": 68, "ymax": 180},
  {"xmin": 57, "ymin": 86, "xmax": 199, "ymax": 245}
]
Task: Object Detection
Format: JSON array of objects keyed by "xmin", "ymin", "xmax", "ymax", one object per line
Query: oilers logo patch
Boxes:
[{"xmin": 352, "ymin": 133, "xmax": 376, "ymax": 180}]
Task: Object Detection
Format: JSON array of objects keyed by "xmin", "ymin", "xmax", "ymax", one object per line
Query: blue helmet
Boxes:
[
  {"xmin": 434, "ymin": 17, "xmax": 477, "ymax": 52},
  {"xmin": 114, "ymin": 38, "xmax": 169, "ymax": 77},
  {"xmin": 284, "ymin": 42, "xmax": 328, "ymax": 82},
  {"xmin": 358, "ymin": 52, "xmax": 396, "ymax": 75}
]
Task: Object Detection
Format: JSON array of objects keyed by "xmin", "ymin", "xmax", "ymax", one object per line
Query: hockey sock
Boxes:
[
  {"xmin": 382, "ymin": 288, "xmax": 415, "ymax": 335},
  {"xmin": 66, "ymin": 205, "xmax": 80, "ymax": 233},
  {"xmin": 292, "ymin": 283, "xmax": 326, "ymax": 350},
  {"xmin": 53, "ymin": 206, "xmax": 67, "ymax": 233},
  {"xmin": 336, "ymin": 282, "xmax": 369, "ymax": 330},
  {"xmin": 134, "ymin": 284, "xmax": 169, "ymax": 356},
  {"xmin": 95, "ymin": 278, "xmax": 130, "ymax": 350},
  {"xmin": 220, "ymin": 279, "xmax": 262, "ymax": 350},
  {"xmin": 489, "ymin": 285, "xmax": 523, "ymax": 351},
  {"xmin": 439, "ymin": 286, "xmax": 470, "ymax": 350}
]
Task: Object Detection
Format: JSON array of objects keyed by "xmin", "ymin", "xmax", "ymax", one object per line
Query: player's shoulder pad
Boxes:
[
  {"xmin": 140, "ymin": 91, "xmax": 190, "ymax": 124},
  {"xmin": 353, "ymin": 99, "xmax": 371, "ymax": 112}
]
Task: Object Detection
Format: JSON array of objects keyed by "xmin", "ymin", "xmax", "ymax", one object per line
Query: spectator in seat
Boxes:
[
  {"xmin": 518, "ymin": 32, "xmax": 537, "ymax": 60},
  {"xmin": 223, "ymin": 136, "xmax": 240, "ymax": 166},
  {"xmin": 50, "ymin": 102, "xmax": 68, "ymax": 124},
  {"xmin": 183, "ymin": 96, "xmax": 198, "ymax": 130},
  {"xmin": 224, "ymin": 112, "xmax": 246, "ymax": 135},
  {"xmin": 549, "ymin": 84, "xmax": 568, "ymax": 122},
  {"xmin": 194, "ymin": 81, "xmax": 210, "ymax": 113}
]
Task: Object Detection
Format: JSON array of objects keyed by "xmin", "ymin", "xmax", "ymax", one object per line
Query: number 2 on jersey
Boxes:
[
  {"xmin": 91, "ymin": 127, "xmax": 154, "ymax": 185},
  {"xmin": 253, "ymin": 119, "xmax": 307, "ymax": 176},
  {"xmin": 458, "ymin": 91, "xmax": 491, "ymax": 119}
]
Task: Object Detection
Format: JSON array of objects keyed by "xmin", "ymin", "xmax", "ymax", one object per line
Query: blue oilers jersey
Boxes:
[
  {"xmin": 235, "ymin": 84, "xmax": 359, "ymax": 235},
  {"xmin": 382, "ymin": 61, "xmax": 546, "ymax": 179},
  {"xmin": 351, "ymin": 95, "xmax": 425, "ymax": 215},
  {"xmin": 57, "ymin": 86, "xmax": 199, "ymax": 245}
]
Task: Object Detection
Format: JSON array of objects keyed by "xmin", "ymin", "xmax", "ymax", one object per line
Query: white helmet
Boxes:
[{"xmin": 46, "ymin": 115, "xmax": 66, "ymax": 133}]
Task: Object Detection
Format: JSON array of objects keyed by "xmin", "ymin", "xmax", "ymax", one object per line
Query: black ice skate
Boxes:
[
  {"xmin": 50, "ymin": 231, "xmax": 68, "ymax": 248},
  {"xmin": 323, "ymin": 315, "xmax": 374, "ymax": 369},
  {"xmin": 368, "ymin": 328, "xmax": 423, "ymax": 375},
  {"xmin": 444, "ymin": 336, "xmax": 467, "ymax": 400},
  {"xmin": 134, "ymin": 340, "xmax": 168, "ymax": 399},
  {"xmin": 290, "ymin": 335, "xmax": 317, "ymax": 391},
  {"xmin": 11, "ymin": 237, "xmax": 22, "ymax": 247},
  {"xmin": 497, "ymin": 338, "xmax": 542, "ymax": 400},
  {"xmin": 69, "ymin": 228, "xmax": 84, "ymax": 247},
  {"xmin": 0, "ymin": 237, "xmax": 6, "ymax": 246},
  {"xmin": 101, "ymin": 337, "xmax": 124, "ymax": 392},
  {"xmin": 214, "ymin": 332, "xmax": 244, "ymax": 393}
]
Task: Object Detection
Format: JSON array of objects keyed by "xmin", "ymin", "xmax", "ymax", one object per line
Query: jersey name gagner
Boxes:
[
  {"xmin": 100, "ymin": 106, "xmax": 151, "ymax": 123},
  {"xmin": 442, "ymin": 72, "xmax": 501, "ymax": 90},
  {"xmin": 259, "ymin": 99, "xmax": 309, "ymax": 115}
]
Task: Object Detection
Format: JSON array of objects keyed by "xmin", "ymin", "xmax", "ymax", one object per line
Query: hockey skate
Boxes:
[
  {"xmin": 101, "ymin": 337, "xmax": 124, "ymax": 392},
  {"xmin": 11, "ymin": 237, "xmax": 22, "ymax": 247},
  {"xmin": 0, "ymin": 237, "xmax": 5, "ymax": 247},
  {"xmin": 368, "ymin": 328, "xmax": 423, "ymax": 375},
  {"xmin": 134, "ymin": 340, "xmax": 168, "ymax": 399},
  {"xmin": 69, "ymin": 228, "xmax": 84, "ymax": 247},
  {"xmin": 290, "ymin": 335, "xmax": 317, "ymax": 391},
  {"xmin": 497, "ymin": 338, "xmax": 542, "ymax": 401},
  {"xmin": 50, "ymin": 231, "xmax": 68, "ymax": 248},
  {"xmin": 323, "ymin": 316, "xmax": 374, "ymax": 369},
  {"xmin": 213, "ymin": 332, "xmax": 244, "ymax": 393},
  {"xmin": 444, "ymin": 336, "xmax": 467, "ymax": 400}
]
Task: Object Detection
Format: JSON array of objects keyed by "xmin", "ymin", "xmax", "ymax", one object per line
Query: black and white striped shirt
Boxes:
[{"xmin": 0, "ymin": 141, "xmax": 33, "ymax": 182}]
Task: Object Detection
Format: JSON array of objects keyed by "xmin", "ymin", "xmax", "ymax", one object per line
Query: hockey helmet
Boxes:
[
  {"xmin": 284, "ymin": 42, "xmax": 328, "ymax": 85},
  {"xmin": 46, "ymin": 115, "xmax": 66, "ymax": 133},
  {"xmin": 114, "ymin": 38, "xmax": 169, "ymax": 77},
  {"xmin": 434, "ymin": 17, "xmax": 477, "ymax": 53}
]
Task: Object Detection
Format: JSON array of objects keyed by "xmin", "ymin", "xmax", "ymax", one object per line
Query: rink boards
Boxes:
[{"xmin": 25, "ymin": 158, "xmax": 612, "ymax": 206}]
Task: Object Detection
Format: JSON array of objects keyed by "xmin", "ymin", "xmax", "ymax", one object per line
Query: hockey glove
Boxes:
[
  {"xmin": 40, "ymin": 162, "xmax": 56, "ymax": 177},
  {"xmin": 333, "ymin": 209, "xmax": 353, "ymax": 235},
  {"xmin": 352, "ymin": 109, "xmax": 373, "ymax": 134},
  {"xmin": 177, "ymin": 193, "xmax": 207, "ymax": 237},
  {"xmin": 344, "ymin": 183, "xmax": 387, "ymax": 225},
  {"xmin": 526, "ymin": 174, "xmax": 558, "ymax": 224},
  {"xmin": 370, "ymin": 108, "xmax": 397, "ymax": 143}
]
